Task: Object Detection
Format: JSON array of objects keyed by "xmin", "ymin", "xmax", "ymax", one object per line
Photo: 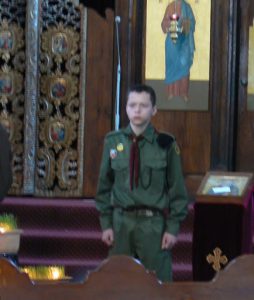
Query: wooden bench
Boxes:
[{"xmin": 0, "ymin": 254, "xmax": 254, "ymax": 299}]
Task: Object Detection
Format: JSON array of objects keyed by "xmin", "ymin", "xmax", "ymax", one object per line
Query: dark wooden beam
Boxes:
[
  {"xmin": 114, "ymin": 0, "xmax": 146, "ymax": 127},
  {"xmin": 79, "ymin": 0, "xmax": 114, "ymax": 17},
  {"xmin": 210, "ymin": 0, "xmax": 239, "ymax": 171}
]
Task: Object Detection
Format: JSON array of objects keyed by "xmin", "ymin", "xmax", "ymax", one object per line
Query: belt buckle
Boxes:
[{"xmin": 144, "ymin": 209, "xmax": 153, "ymax": 217}]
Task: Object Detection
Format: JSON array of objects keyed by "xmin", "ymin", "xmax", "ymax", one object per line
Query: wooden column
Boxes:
[{"xmin": 210, "ymin": 0, "xmax": 239, "ymax": 171}]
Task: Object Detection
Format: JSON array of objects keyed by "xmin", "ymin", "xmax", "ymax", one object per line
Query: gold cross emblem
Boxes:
[{"xmin": 206, "ymin": 247, "xmax": 228, "ymax": 272}]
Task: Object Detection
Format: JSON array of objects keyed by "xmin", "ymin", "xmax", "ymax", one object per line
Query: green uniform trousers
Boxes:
[{"xmin": 109, "ymin": 209, "xmax": 172, "ymax": 282}]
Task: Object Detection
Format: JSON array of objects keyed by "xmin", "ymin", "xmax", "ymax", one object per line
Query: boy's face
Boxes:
[{"xmin": 126, "ymin": 91, "xmax": 157, "ymax": 128}]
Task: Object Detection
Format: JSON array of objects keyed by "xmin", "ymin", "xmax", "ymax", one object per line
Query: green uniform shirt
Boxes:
[{"xmin": 96, "ymin": 123, "xmax": 188, "ymax": 236}]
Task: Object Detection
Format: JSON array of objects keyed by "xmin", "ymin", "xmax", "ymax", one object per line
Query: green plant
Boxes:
[
  {"xmin": 20, "ymin": 266, "xmax": 66, "ymax": 280},
  {"xmin": 0, "ymin": 213, "xmax": 18, "ymax": 232}
]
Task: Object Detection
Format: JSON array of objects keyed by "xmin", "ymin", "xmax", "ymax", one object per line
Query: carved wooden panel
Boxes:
[
  {"xmin": 35, "ymin": 0, "xmax": 87, "ymax": 197},
  {"xmin": 0, "ymin": 1, "xmax": 26, "ymax": 195},
  {"xmin": 0, "ymin": 0, "xmax": 88, "ymax": 198}
]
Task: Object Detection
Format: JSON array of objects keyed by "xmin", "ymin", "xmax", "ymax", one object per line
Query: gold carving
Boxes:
[
  {"xmin": 39, "ymin": 116, "xmax": 77, "ymax": 153},
  {"xmin": 0, "ymin": 65, "xmax": 23, "ymax": 100},
  {"xmin": 40, "ymin": 72, "xmax": 78, "ymax": 105},
  {"xmin": 41, "ymin": 22, "xmax": 79, "ymax": 61},
  {"xmin": 0, "ymin": 18, "xmax": 25, "ymax": 194},
  {"xmin": 65, "ymin": 98, "xmax": 80, "ymax": 120},
  {"xmin": 0, "ymin": 110, "xmax": 14, "ymax": 140},
  {"xmin": 37, "ymin": 148, "xmax": 56, "ymax": 189},
  {"xmin": 36, "ymin": 2, "xmax": 84, "ymax": 196},
  {"xmin": 206, "ymin": 247, "xmax": 228, "ymax": 272},
  {"xmin": 57, "ymin": 150, "xmax": 78, "ymax": 190},
  {"xmin": 0, "ymin": 19, "xmax": 24, "ymax": 61}
]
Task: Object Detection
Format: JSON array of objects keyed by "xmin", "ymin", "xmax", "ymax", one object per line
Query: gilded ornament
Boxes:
[
  {"xmin": 40, "ymin": 72, "xmax": 78, "ymax": 105},
  {"xmin": 0, "ymin": 65, "xmax": 23, "ymax": 100},
  {"xmin": 0, "ymin": 111, "xmax": 13, "ymax": 140},
  {"xmin": 36, "ymin": 148, "xmax": 56, "ymax": 189},
  {"xmin": 41, "ymin": 22, "xmax": 79, "ymax": 61},
  {"xmin": 57, "ymin": 149, "xmax": 78, "ymax": 190},
  {"xmin": 39, "ymin": 116, "xmax": 77, "ymax": 153},
  {"xmin": 0, "ymin": 110, "xmax": 22, "ymax": 144},
  {"xmin": 65, "ymin": 98, "xmax": 80, "ymax": 121},
  {"xmin": 66, "ymin": 55, "xmax": 80, "ymax": 74},
  {"xmin": 206, "ymin": 247, "xmax": 228, "ymax": 272},
  {"xmin": 0, "ymin": 19, "xmax": 24, "ymax": 59}
]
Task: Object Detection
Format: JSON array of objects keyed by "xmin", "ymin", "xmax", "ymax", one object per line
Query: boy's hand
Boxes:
[
  {"xmin": 102, "ymin": 228, "xmax": 114, "ymax": 246},
  {"xmin": 161, "ymin": 232, "xmax": 177, "ymax": 250}
]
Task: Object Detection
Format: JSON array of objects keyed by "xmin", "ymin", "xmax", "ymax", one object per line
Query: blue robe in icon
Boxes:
[{"xmin": 163, "ymin": 0, "xmax": 195, "ymax": 85}]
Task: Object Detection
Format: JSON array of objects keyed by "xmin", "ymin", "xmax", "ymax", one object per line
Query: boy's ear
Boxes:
[{"xmin": 152, "ymin": 105, "xmax": 157, "ymax": 116}]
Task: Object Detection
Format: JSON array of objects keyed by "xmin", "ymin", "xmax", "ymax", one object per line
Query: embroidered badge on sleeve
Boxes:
[
  {"xmin": 174, "ymin": 144, "xmax": 180, "ymax": 155},
  {"xmin": 110, "ymin": 149, "xmax": 117, "ymax": 159}
]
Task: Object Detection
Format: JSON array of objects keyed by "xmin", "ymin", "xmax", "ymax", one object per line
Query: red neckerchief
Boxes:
[{"xmin": 129, "ymin": 134, "xmax": 143, "ymax": 190}]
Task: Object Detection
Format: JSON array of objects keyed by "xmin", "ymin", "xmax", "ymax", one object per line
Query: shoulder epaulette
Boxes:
[
  {"xmin": 105, "ymin": 129, "xmax": 124, "ymax": 139},
  {"xmin": 156, "ymin": 132, "xmax": 175, "ymax": 149}
]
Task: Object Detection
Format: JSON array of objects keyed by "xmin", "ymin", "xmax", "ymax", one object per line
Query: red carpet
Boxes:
[{"xmin": 0, "ymin": 197, "xmax": 193, "ymax": 281}]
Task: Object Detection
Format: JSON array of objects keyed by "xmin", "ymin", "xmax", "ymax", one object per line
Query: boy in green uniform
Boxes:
[{"xmin": 96, "ymin": 84, "xmax": 188, "ymax": 281}]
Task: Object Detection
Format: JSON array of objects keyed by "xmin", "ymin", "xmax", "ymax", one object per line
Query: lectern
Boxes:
[{"xmin": 192, "ymin": 172, "xmax": 254, "ymax": 281}]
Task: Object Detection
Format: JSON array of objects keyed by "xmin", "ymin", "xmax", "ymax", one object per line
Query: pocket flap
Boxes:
[
  {"xmin": 144, "ymin": 159, "xmax": 167, "ymax": 169},
  {"xmin": 111, "ymin": 159, "xmax": 129, "ymax": 170}
]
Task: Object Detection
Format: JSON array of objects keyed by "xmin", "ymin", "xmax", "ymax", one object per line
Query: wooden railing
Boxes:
[{"xmin": 0, "ymin": 254, "xmax": 254, "ymax": 299}]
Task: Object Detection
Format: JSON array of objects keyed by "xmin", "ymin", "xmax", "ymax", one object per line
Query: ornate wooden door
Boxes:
[{"xmin": 0, "ymin": 0, "xmax": 87, "ymax": 197}]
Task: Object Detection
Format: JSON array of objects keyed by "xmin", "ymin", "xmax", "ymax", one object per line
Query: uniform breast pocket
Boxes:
[
  {"xmin": 141, "ymin": 160, "xmax": 167, "ymax": 193},
  {"xmin": 111, "ymin": 159, "xmax": 129, "ymax": 188}
]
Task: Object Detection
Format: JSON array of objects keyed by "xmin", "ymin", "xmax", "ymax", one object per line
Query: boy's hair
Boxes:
[{"xmin": 127, "ymin": 84, "xmax": 156, "ymax": 106}]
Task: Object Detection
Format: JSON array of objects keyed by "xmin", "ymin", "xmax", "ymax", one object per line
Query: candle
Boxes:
[{"xmin": 170, "ymin": 13, "xmax": 179, "ymax": 21}]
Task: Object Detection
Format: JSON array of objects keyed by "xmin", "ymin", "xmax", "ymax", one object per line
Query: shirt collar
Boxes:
[{"xmin": 123, "ymin": 123, "xmax": 155, "ymax": 143}]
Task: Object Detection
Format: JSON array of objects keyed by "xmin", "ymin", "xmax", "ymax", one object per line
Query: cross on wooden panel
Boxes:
[{"xmin": 206, "ymin": 247, "xmax": 228, "ymax": 272}]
